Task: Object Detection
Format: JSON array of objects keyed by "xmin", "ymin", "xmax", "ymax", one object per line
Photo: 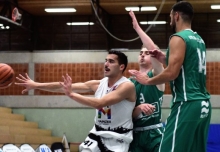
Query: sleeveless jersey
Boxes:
[
  {"xmin": 130, "ymin": 71, "xmax": 163, "ymax": 128},
  {"xmin": 90, "ymin": 76, "xmax": 135, "ymax": 143},
  {"xmin": 166, "ymin": 29, "xmax": 210, "ymax": 104}
]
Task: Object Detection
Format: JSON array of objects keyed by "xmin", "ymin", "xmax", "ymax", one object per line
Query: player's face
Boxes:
[
  {"xmin": 104, "ymin": 54, "xmax": 122, "ymax": 77},
  {"xmin": 138, "ymin": 48, "xmax": 151, "ymax": 66},
  {"xmin": 170, "ymin": 10, "xmax": 176, "ymax": 33}
]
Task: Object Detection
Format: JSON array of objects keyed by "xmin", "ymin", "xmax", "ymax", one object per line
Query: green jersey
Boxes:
[
  {"xmin": 166, "ymin": 29, "xmax": 210, "ymax": 104},
  {"xmin": 130, "ymin": 71, "xmax": 164, "ymax": 128}
]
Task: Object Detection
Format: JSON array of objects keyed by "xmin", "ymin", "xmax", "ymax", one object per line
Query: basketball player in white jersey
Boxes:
[{"xmin": 15, "ymin": 50, "xmax": 136, "ymax": 152}]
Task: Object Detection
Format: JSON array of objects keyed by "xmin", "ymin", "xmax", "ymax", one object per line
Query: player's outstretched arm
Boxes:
[
  {"xmin": 61, "ymin": 74, "xmax": 136, "ymax": 109},
  {"xmin": 15, "ymin": 73, "xmax": 100, "ymax": 94},
  {"xmin": 129, "ymin": 10, "xmax": 167, "ymax": 64},
  {"xmin": 129, "ymin": 11, "xmax": 156, "ymax": 50}
]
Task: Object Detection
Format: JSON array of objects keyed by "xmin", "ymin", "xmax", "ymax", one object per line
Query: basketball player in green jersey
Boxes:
[
  {"xmin": 129, "ymin": 46, "xmax": 165, "ymax": 152},
  {"xmin": 129, "ymin": 1, "xmax": 211, "ymax": 152}
]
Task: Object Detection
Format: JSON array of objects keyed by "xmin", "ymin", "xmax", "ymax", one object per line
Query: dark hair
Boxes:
[
  {"xmin": 108, "ymin": 50, "xmax": 128, "ymax": 73},
  {"xmin": 172, "ymin": 1, "xmax": 194, "ymax": 22}
]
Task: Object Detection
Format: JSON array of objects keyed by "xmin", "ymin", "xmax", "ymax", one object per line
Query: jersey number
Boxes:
[{"xmin": 197, "ymin": 48, "xmax": 206, "ymax": 75}]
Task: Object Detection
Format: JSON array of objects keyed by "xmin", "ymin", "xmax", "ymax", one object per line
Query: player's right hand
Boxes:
[
  {"xmin": 15, "ymin": 73, "xmax": 35, "ymax": 94},
  {"xmin": 149, "ymin": 49, "xmax": 166, "ymax": 64}
]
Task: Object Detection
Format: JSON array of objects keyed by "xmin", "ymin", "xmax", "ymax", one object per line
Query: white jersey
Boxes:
[
  {"xmin": 92, "ymin": 76, "xmax": 135, "ymax": 141},
  {"xmin": 94, "ymin": 76, "xmax": 135, "ymax": 128},
  {"xmin": 79, "ymin": 76, "xmax": 135, "ymax": 152}
]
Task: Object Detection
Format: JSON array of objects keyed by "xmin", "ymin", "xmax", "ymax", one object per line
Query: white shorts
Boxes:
[{"xmin": 79, "ymin": 133, "xmax": 130, "ymax": 152}]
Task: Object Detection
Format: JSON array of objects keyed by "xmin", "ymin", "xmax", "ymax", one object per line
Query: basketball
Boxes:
[{"xmin": 0, "ymin": 63, "xmax": 15, "ymax": 89}]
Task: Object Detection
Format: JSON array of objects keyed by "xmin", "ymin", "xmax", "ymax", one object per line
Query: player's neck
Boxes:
[
  {"xmin": 108, "ymin": 75, "xmax": 123, "ymax": 88},
  {"xmin": 176, "ymin": 22, "xmax": 191, "ymax": 32},
  {"xmin": 139, "ymin": 66, "xmax": 152, "ymax": 74}
]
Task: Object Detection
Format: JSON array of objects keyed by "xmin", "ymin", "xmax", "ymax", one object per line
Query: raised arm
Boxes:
[
  {"xmin": 60, "ymin": 74, "xmax": 136, "ymax": 109},
  {"xmin": 15, "ymin": 73, "xmax": 100, "ymax": 94},
  {"xmin": 129, "ymin": 11, "xmax": 156, "ymax": 50},
  {"xmin": 129, "ymin": 10, "xmax": 167, "ymax": 65}
]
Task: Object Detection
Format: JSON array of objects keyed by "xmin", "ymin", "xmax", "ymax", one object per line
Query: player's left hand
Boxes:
[
  {"xmin": 129, "ymin": 70, "xmax": 150, "ymax": 85},
  {"xmin": 60, "ymin": 74, "xmax": 72, "ymax": 96},
  {"xmin": 138, "ymin": 104, "xmax": 155, "ymax": 115}
]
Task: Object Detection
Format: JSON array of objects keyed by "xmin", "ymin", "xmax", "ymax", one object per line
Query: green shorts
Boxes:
[
  {"xmin": 129, "ymin": 126, "xmax": 164, "ymax": 152},
  {"xmin": 159, "ymin": 100, "xmax": 211, "ymax": 152}
]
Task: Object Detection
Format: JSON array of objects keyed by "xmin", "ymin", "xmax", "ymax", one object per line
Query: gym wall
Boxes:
[{"xmin": 0, "ymin": 50, "xmax": 219, "ymax": 142}]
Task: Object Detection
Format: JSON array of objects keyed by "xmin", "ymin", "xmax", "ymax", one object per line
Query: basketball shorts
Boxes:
[
  {"xmin": 159, "ymin": 100, "xmax": 211, "ymax": 152},
  {"xmin": 79, "ymin": 133, "xmax": 130, "ymax": 152},
  {"xmin": 129, "ymin": 127, "xmax": 163, "ymax": 152}
]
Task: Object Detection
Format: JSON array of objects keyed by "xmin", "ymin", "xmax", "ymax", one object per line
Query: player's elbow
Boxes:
[
  {"xmin": 165, "ymin": 66, "xmax": 180, "ymax": 81},
  {"xmin": 93, "ymin": 101, "xmax": 105, "ymax": 109},
  {"xmin": 169, "ymin": 71, "xmax": 179, "ymax": 80},
  {"xmin": 94, "ymin": 99, "xmax": 111, "ymax": 109},
  {"xmin": 94, "ymin": 104, "xmax": 103, "ymax": 109}
]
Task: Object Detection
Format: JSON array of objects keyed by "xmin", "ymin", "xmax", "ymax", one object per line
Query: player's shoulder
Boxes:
[
  {"xmin": 120, "ymin": 76, "xmax": 134, "ymax": 84},
  {"xmin": 119, "ymin": 80, "xmax": 135, "ymax": 90},
  {"xmin": 120, "ymin": 80, "xmax": 136, "ymax": 102}
]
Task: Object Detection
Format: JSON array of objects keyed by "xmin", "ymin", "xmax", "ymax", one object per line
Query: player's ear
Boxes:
[
  {"xmin": 175, "ymin": 11, "xmax": 180, "ymax": 21},
  {"xmin": 120, "ymin": 64, "xmax": 125, "ymax": 71}
]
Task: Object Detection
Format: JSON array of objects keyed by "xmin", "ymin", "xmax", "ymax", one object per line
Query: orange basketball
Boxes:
[{"xmin": 0, "ymin": 63, "xmax": 15, "ymax": 89}]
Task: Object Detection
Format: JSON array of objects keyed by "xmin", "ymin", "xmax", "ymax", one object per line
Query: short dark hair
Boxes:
[
  {"xmin": 108, "ymin": 50, "xmax": 128, "ymax": 73},
  {"xmin": 172, "ymin": 1, "xmax": 194, "ymax": 22}
]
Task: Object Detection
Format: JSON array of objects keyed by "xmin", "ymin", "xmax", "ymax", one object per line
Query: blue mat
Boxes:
[{"xmin": 207, "ymin": 124, "xmax": 220, "ymax": 152}]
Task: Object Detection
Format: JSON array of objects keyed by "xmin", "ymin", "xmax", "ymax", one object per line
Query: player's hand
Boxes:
[
  {"xmin": 15, "ymin": 73, "xmax": 35, "ymax": 94},
  {"xmin": 129, "ymin": 70, "xmax": 150, "ymax": 85},
  {"xmin": 129, "ymin": 10, "xmax": 140, "ymax": 30},
  {"xmin": 60, "ymin": 74, "xmax": 72, "ymax": 96},
  {"xmin": 149, "ymin": 49, "xmax": 166, "ymax": 64},
  {"xmin": 138, "ymin": 104, "xmax": 155, "ymax": 115}
]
